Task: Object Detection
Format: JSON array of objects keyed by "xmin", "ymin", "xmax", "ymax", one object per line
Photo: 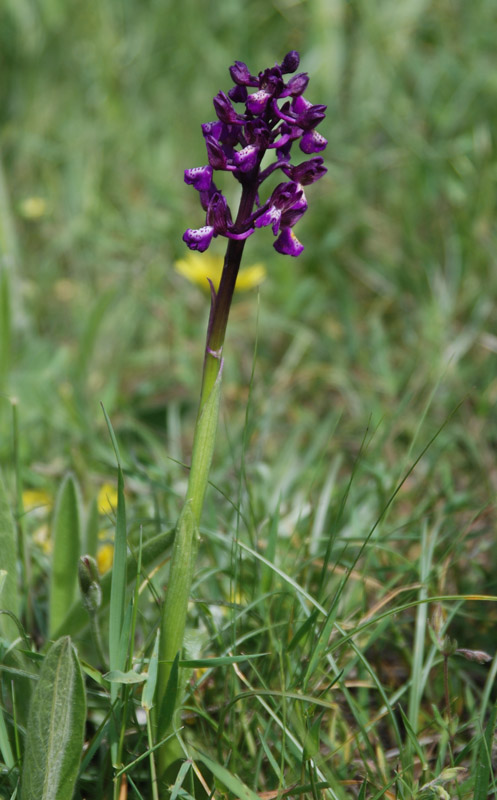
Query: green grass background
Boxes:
[{"xmin": 1, "ymin": 0, "xmax": 497, "ymax": 797}]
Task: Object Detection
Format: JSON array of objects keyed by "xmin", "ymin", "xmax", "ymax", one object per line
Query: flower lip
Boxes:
[
  {"xmin": 184, "ymin": 165, "xmax": 213, "ymax": 192},
  {"xmin": 232, "ymin": 144, "xmax": 259, "ymax": 173},
  {"xmin": 274, "ymin": 227, "xmax": 304, "ymax": 257},
  {"xmin": 246, "ymin": 89, "xmax": 272, "ymax": 116},
  {"xmin": 183, "ymin": 226, "xmax": 215, "ymax": 252},
  {"xmin": 300, "ymin": 129, "xmax": 328, "ymax": 154}
]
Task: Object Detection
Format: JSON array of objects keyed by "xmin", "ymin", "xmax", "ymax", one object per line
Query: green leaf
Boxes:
[
  {"xmin": 474, "ymin": 701, "xmax": 497, "ymax": 800},
  {"xmin": 108, "ymin": 466, "xmax": 127, "ymax": 675},
  {"xmin": 0, "ymin": 697, "xmax": 15, "ymax": 770},
  {"xmin": 104, "ymin": 669, "xmax": 146, "ymax": 684},
  {"xmin": 0, "ymin": 467, "xmax": 20, "ymax": 641},
  {"xmin": 49, "ymin": 474, "xmax": 82, "ymax": 637},
  {"xmin": 142, "ymin": 629, "xmax": 160, "ymax": 711},
  {"xmin": 193, "ymin": 750, "xmax": 261, "ymax": 800},
  {"xmin": 157, "ymin": 651, "xmax": 179, "ymax": 740},
  {"xmin": 20, "ymin": 636, "xmax": 86, "ymax": 800},
  {"xmin": 179, "ymin": 653, "xmax": 268, "ymax": 668}
]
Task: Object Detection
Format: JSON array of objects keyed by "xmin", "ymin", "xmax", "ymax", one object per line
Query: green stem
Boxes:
[{"xmin": 156, "ymin": 177, "xmax": 259, "ymax": 783}]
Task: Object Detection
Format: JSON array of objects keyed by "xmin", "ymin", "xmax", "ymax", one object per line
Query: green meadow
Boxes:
[{"xmin": 1, "ymin": 1, "xmax": 497, "ymax": 798}]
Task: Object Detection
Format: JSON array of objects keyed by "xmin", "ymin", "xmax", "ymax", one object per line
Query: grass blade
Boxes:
[
  {"xmin": 20, "ymin": 636, "xmax": 86, "ymax": 800},
  {"xmin": 474, "ymin": 701, "xmax": 497, "ymax": 800},
  {"xmin": 49, "ymin": 474, "xmax": 82, "ymax": 637},
  {"xmin": 193, "ymin": 750, "xmax": 261, "ymax": 800},
  {"xmin": 0, "ymin": 467, "xmax": 20, "ymax": 641},
  {"xmin": 108, "ymin": 465, "xmax": 127, "ymax": 673},
  {"xmin": 108, "ymin": 464, "xmax": 127, "ymax": 766}
]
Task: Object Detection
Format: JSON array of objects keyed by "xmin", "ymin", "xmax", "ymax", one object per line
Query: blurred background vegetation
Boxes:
[{"xmin": 1, "ymin": 0, "xmax": 497, "ymax": 663}]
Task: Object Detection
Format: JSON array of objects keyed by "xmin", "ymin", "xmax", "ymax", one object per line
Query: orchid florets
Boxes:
[{"xmin": 183, "ymin": 51, "xmax": 327, "ymax": 257}]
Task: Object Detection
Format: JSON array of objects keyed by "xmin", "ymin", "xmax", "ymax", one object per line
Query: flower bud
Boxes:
[{"xmin": 78, "ymin": 555, "xmax": 102, "ymax": 614}]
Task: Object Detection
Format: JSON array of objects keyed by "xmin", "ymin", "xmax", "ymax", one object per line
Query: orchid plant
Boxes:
[{"xmin": 156, "ymin": 50, "xmax": 327, "ymax": 779}]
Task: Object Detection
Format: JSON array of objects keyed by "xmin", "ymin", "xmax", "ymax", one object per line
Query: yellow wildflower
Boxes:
[
  {"xmin": 175, "ymin": 252, "xmax": 266, "ymax": 292},
  {"xmin": 22, "ymin": 489, "xmax": 52, "ymax": 513},
  {"xmin": 97, "ymin": 483, "xmax": 118, "ymax": 515},
  {"xmin": 97, "ymin": 543, "xmax": 114, "ymax": 574}
]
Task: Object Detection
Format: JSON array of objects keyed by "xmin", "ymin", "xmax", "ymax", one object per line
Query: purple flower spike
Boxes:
[{"xmin": 183, "ymin": 51, "xmax": 326, "ymax": 256}]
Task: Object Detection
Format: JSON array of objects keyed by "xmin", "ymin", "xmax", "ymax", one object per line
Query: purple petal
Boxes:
[
  {"xmin": 282, "ymin": 157, "xmax": 327, "ymax": 185},
  {"xmin": 254, "ymin": 204, "xmax": 282, "ymax": 234},
  {"xmin": 206, "ymin": 192, "xmax": 232, "ymax": 233},
  {"xmin": 300, "ymin": 129, "xmax": 328, "ymax": 154},
  {"xmin": 280, "ymin": 51, "xmax": 300, "ymax": 74},
  {"xmin": 246, "ymin": 89, "xmax": 271, "ymax": 115},
  {"xmin": 184, "ymin": 165, "xmax": 213, "ymax": 192},
  {"xmin": 213, "ymin": 91, "xmax": 241, "ymax": 124},
  {"xmin": 258, "ymin": 66, "xmax": 284, "ymax": 96},
  {"xmin": 202, "ymin": 121, "xmax": 223, "ymax": 140},
  {"xmin": 282, "ymin": 73, "xmax": 309, "ymax": 97},
  {"xmin": 274, "ymin": 227, "xmax": 304, "ymax": 257},
  {"xmin": 233, "ymin": 144, "xmax": 259, "ymax": 172},
  {"xmin": 205, "ymin": 136, "xmax": 233, "ymax": 170},
  {"xmin": 229, "ymin": 60, "xmax": 257, "ymax": 86},
  {"xmin": 228, "ymin": 85, "xmax": 248, "ymax": 103},
  {"xmin": 183, "ymin": 226, "xmax": 215, "ymax": 252}
]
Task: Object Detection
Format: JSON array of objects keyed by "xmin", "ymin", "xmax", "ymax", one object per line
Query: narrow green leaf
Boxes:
[
  {"xmin": 20, "ymin": 636, "xmax": 86, "ymax": 800},
  {"xmin": 49, "ymin": 475, "xmax": 82, "ymax": 637},
  {"xmin": 170, "ymin": 759, "xmax": 193, "ymax": 800},
  {"xmin": 0, "ymin": 697, "xmax": 15, "ymax": 769},
  {"xmin": 0, "ymin": 267, "xmax": 11, "ymax": 390},
  {"xmin": 108, "ymin": 466, "xmax": 127, "ymax": 674},
  {"xmin": 474, "ymin": 701, "xmax": 497, "ymax": 800},
  {"xmin": 0, "ymin": 468, "xmax": 20, "ymax": 641},
  {"xmin": 287, "ymin": 608, "xmax": 320, "ymax": 652},
  {"xmin": 179, "ymin": 653, "xmax": 268, "ymax": 668},
  {"xmin": 107, "ymin": 463, "xmax": 127, "ymax": 766},
  {"xmin": 104, "ymin": 669, "xmax": 146, "ymax": 684},
  {"xmin": 193, "ymin": 750, "xmax": 261, "ymax": 800},
  {"xmin": 157, "ymin": 651, "xmax": 179, "ymax": 740},
  {"xmin": 142, "ymin": 629, "xmax": 160, "ymax": 711},
  {"xmin": 261, "ymin": 501, "xmax": 279, "ymax": 594}
]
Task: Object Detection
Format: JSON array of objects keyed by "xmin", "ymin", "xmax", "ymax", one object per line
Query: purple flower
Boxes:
[
  {"xmin": 183, "ymin": 226, "xmax": 215, "ymax": 252},
  {"xmin": 274, "ymin": 227, "xmax": 305, "ymax": 257},
  {"xmin": 183, "ymin": 51, "xmax": 327, "ymax": 256},
  {"xmin": 282, "ymin": 157, "xmax": 327, "ymax": 185}
]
